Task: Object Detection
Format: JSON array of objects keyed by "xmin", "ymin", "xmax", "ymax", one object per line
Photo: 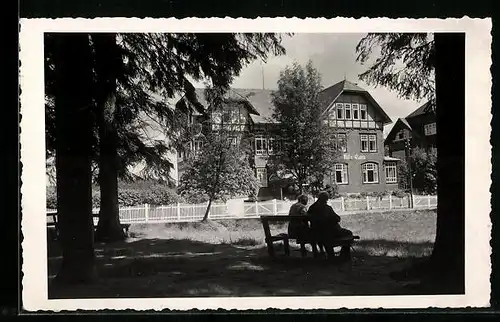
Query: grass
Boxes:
[{"xmin": 48, "ymin": 209, "xmax": 439, "ymax": 298}]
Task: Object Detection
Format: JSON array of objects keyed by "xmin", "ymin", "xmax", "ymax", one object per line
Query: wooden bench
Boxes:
[
  {"xmin": 47, "ymin": 212, "xmax": 130, "ymax": 240},
  {"xmin": 260, "ymin": 215, "xmax": 360, "ymax": 258}
]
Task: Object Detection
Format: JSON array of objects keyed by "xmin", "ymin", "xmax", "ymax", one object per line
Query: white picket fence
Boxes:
[{"xmin": 47, "ymin": 195, "xmax": 437, "ymax": 225}]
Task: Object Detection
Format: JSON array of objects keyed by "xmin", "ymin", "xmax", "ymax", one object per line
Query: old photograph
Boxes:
[{"xmin": 20, "ymin": 18, "xmax": 492, "ymax": 311}]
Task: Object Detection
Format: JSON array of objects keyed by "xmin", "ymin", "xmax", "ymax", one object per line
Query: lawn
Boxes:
[{"xmin": 48, "ymin": 209, "xmax": 438, "ymax": 298}]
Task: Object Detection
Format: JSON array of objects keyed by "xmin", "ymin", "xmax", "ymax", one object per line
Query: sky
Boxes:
[{"xmin": 195, "ymin": 33, "xmax": 429, "ymax": 137}]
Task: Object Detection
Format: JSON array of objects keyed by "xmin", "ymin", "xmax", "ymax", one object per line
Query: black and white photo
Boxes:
[{"xmin": 19, "ymin": 17, "xmax": 492, "ymax": 311}]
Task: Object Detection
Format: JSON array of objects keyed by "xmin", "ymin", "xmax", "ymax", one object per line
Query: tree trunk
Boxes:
[
  {"xmin": 202, "ymin": 198, "xmax": 213, "ymax": 222},
  {"xmin": 428, "ymin": 33, "xmax": 465, "ymax": 292},
  {"xmin": 92, "ymin": 33, "xmax": 126, "ymax": 243},
  {"xmin": 52, "ymin": 34, "xmax": 97, "ymax": 284}
]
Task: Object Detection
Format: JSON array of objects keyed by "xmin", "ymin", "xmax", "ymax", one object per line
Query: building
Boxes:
[
  {"xmin": 175, "ymin": 80, "xmax": 400, "ymax": 198},
  {"xmin": 384, "ymin": 100, "xmax": 437, "ymax": 161}
]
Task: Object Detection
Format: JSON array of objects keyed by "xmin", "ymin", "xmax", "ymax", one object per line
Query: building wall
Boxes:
[
  {"xmin": 177, "ymin": 91, "xmax": 398, "ymax": 196},
  {"xmin": 325, "ymin": 129, "xmax": 397, "ymax": 194},
  {"xmin": 386, "ymin": 113, "xmax": 437, "ymax": 159},
  {"xmin": 325, "ymin": 94, "xmax": 386, "ymax": 130}
]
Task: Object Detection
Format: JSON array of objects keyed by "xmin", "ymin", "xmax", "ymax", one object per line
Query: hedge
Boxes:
[{"xmin": 46, "ymin": 180, "xmax": 184, "ymax": 209}]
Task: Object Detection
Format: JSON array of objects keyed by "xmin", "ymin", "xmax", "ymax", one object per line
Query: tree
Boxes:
[
  {"xmin": 91, "ymin": 33, "xmax": 126, "ymax": 242},
  {"xmin": 51, "ymin": 34, "xmax": 97, "ymax": 283},
  {"xmin": 45, "ymin": 33, "xmax": 288, "ymax": 286},
  {"xmin": 177, "ymin": 87, "xmax": 260, "ymax": 221},
  {"xmin": 356, "ymin": 33, "xmax": 464, "ymax": 292},
  {"xmin": 267, "ymin": 60, "xmax": 339, "ymax": 194},
  {"xmin": 356, "ymin": 33, "xmax": 435, "ymax": 109},
  {"xmin": 399, "ymin": 147, "xmax": 437, "ymax": 195},
  {"xmin": 45, "ymin": 33, "xmax": 287, "ymax": 242}
]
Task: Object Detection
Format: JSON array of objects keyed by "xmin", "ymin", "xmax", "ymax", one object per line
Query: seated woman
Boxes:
[
  {"xmin": 287, "ymin": 195, "xmax": 322, "ymax": 255},
  {"xmin": 307, "ymin": 191, "xmax": 353, "ymax": 261}
]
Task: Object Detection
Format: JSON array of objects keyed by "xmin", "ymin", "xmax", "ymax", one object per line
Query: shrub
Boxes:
[
  {"xmin": 324, "ymin": 184, "xmax": 339, "ymax": 199},
  {"xmin": 398, "ymin": 147, "xmax": 437, "ymax": 195},
  {"xmin": 118, "ymin": 182, "xmax": 184, "ymax": 206},
  {"xmin": 391, "ymin": 188, "xmax": 407, "ymax": 198},
  {"xmin": 46, "ymin": 186, "xmax": 57, "ymax": 209},
  {"xmin": 46, "ymin": 180, "xmax": 184, "ymax": 209},
  {"xmin": 180, "ymin": 190, "xmax": 210, "ymax": 204}
]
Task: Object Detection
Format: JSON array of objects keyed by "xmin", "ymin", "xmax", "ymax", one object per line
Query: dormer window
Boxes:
[
  {"xmin": 345, "ymin": 103, "xmax": 352, "ymax": 119},
  {"xmin": 360, "ymin": 104, "xmax": 367, "ymax": 120},
  {"xmin": 193, "ymin": 139, "xmax": 204, "ymax": 153},
  {"xmin": 352, "ymin": 104, "xmax": 359, "ymax": 120},
  {"xmin": 255, "ymin": 135, "xmax": 268, "ymax": 155},
  {"xmin": 336, "ymin": 103, "xmax": 344, "ymax": 119},
  {"xmin": 424, "ymin": 122, "xmax": 436, "ymax": 136}
]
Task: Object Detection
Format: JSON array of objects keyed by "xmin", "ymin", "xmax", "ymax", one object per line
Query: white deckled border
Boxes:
[{"xmin": 19, "ymin": 17, "xmax": 492, "ymax": 311}]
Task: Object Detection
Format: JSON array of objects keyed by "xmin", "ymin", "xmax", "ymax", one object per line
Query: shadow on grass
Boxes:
[{"xmin": 47, "ymin": 235, "xmax": 463, "ymax": 299}]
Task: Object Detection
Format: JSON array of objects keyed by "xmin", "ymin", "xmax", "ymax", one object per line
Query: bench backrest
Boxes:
[{"xmin": 260, "ymin": 215, "xmax": 312, "ymax": 239}]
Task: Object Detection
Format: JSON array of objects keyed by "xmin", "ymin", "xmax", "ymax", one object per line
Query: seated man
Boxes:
[
  {"xmin": 308, "ymin": 191, "xmax": 353, "ymax": 261},
  {"xmin": 287, "ymin": 195, "xmax": 322, "ymax": 255}
]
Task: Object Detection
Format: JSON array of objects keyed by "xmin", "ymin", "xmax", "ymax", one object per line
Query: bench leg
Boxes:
[
  {"xmin": 300, "ymin": 243, "xmax": 307, "ymax": 258},
  {"xmin": 339, "ymin": 245, "xmax": 351, "ymax": 262},
  {"xmin": 325, "ymin": 245, "xmax": 335, "ymax": 259},
  {"xmin": 312, "ymin": 243, "xmax": 318, "ymax": 258},
  {"xmin": 266, "ymin": 241, "xmax": 275, "ymax": 257},
  {"xmin": 283, "ymin": 238, "xmax": 290, "ymax": 256}
]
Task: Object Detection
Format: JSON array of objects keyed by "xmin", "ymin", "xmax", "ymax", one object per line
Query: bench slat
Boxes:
[{"xmin": 260, "ymin": 215, "xmax": 360, "ymax": 258}]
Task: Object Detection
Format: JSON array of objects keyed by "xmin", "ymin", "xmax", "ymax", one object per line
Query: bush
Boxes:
[
  {"xmin": 118, "ymin": 182, "xmax": 184, "ymax": 206},
  {"xmin": 391, "ymin": 188, "xmax": 408, "ymax": 198},
  {"xmin": 46, "ymin": 180, "xmax": 184, "ymax": 208},
  {"xmin": 179, "ymin": 191, "xmax": 210, "ymax": 204},
  {"xmin": 358, "ymin": 191, "xmax": 383, "ymax": 199},
  {"xmin": 46, "ymin": 186, "xmax": 57, "ymax": 209}
]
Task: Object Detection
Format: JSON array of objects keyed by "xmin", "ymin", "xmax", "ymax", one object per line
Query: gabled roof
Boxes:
[
  {"xmin": 385, "ymin": 117, "xmax": 412, "ymax": 143},
  {"xmin": 179, "ymin": 80, "xmax": 393, "ymax": 125},
  {"xmin": 400, "ymin": 118, "xmax": 412, "ymax": 131},
  {"xmin": 406, "ymin": 100, "xmax": 434, "ymax": 118},
  {"xmin": 320, "ymin": 80, "xmax": 392, "ymax": 125},
  {"xmin": 229, "ymin": 89, "xmax": 276, "ymax": 123},
  {"xmin": 187, "ymin": 88, "xmax": 277, "ymax": 124},
  {"xmin": 189, "ymin": 88, "xmax": 263, "ymax": 116},
  {"xmin": 385, "ymin": 100, "xmax": 434, "ymax": 144}
]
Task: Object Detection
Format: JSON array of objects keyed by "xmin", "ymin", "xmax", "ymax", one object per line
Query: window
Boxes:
[
  {"xmin": 336, "ymin": 103, "xmax": 344, "ymax": 119},
  {"xmin": 334, "ymin": 163, "xmax": 348, "ymax": 184},
  {"xmin": 255, "ymin": 136, "xmax": 268, "ymax": 155},
  {"xmin": 193, "ymin": 139, "xmax": 204, "ymax": 153},
  {"xmin": 227, "ymin": 136, "xmax": 238, "ymax": 146},
  {"xmin": 352, "ymin": 104, "xmax": 359, "ymax": 120},
  {"xmin": 360, "ymin": 104, "xmax": 367, "ymax": 120},
  {"xmin": 188, "ymin": 112, "xmax": 193, "ymax": 124},
  {"xmin": 395, "ymin": 130, "xmax": 405, "ymax": 141},
  {"xmin": 344, "ymin": 104, "xmax": 352, "ymax": 119},
  {"xmin": 360, "ymin": 134, "xmax": 376, "ymax": 152},
  {"xmin": 268, "ymin": 137, "xmax": 275, "ymax": 154},
  {"xmin": 385, "ymin": 163, "xmax": 397, "ymax": 183},
  {"xmin": 424, "ymin": 122, "xmax": 436, "ymax": 136},
  {"xmin": 362, "ymin": 163, "xmax": 379, "ymax": 183},
  {"xmin": 360, "ymin": 134, "xmax": 368, "ymax": 152},
  {"xmin": 368, "ymin": 134, "xmax": 377, "ymax": 152},
  {"xmin": 256, "ymin": 168, "xmax": 268, "ymax": 187}
]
